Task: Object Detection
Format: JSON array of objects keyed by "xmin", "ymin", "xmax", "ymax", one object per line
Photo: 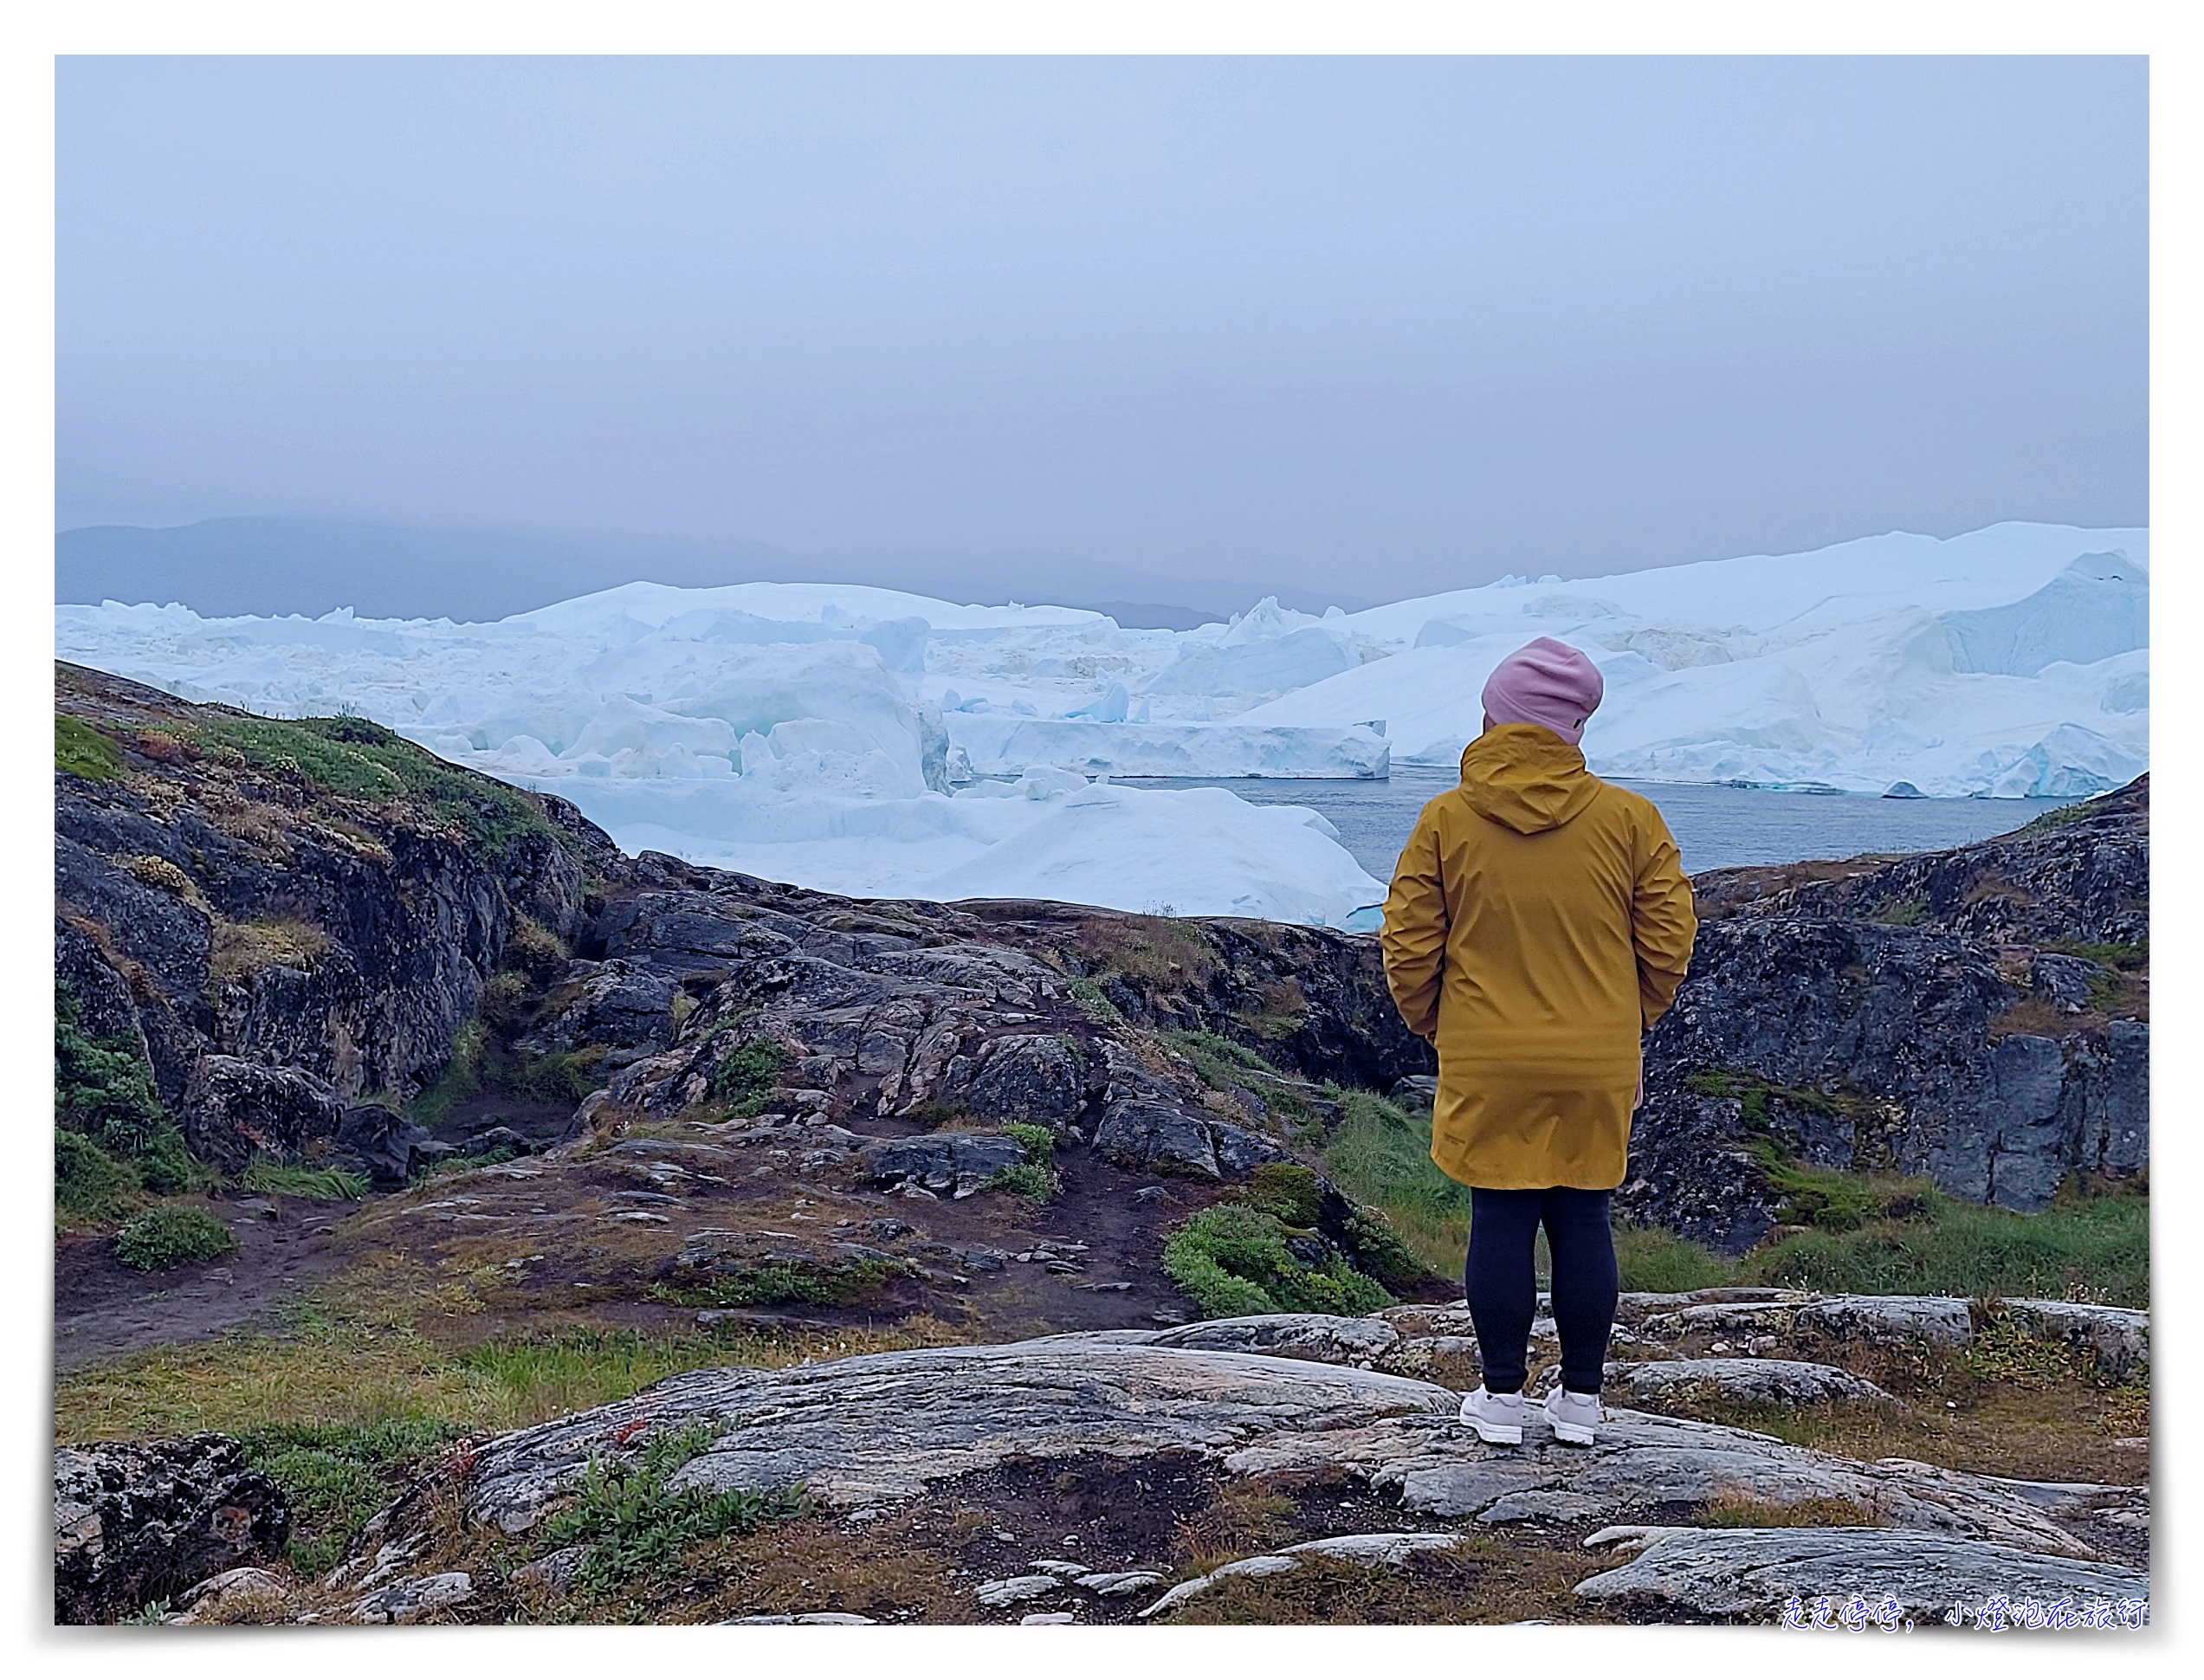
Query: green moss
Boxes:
[
  {"xmin": 1000, "ymin": 1121, "xmax": 1057, "ymax": 1160},
  {"xmin": 534, "ymin": 1423, "xmax": 812, "ymax": 1598},
  {"xmin": 191, "ymin": 713, "xmax": 568, "ymax": 862},
  {"xmin": 709, "ymin": 1035, "xmax": 786, "ymax": 1118},
  {"xmin": 1162, "ymin": 1203, "xmax": 1394, "ymax": 1319},
  {"xmin": 113, "ymin": 1205, "xmax": 238, "ymax": 1270},
  {"xmin": 56, "ymin": 715, "xmax": 124, "ymax": 781},
  {"xmin": 1243, "ymin": 1162, "xmax": 1322, "ymax": 1226}
]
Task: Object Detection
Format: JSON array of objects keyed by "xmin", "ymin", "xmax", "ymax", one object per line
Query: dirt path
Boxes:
[{"xmin": 55, "ymin": 1194, "xmax": 354, "ymax": 1375}]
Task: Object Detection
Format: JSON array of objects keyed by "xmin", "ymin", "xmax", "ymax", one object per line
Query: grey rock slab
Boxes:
[
  {"xmin": 1044, "ymin": 1313, "xmax": 1400, "ymax": 1367},
  {"xmin": 725, "ymin": 1612, "xmax": 877, "ymax": 1625},
  {"xmin": 1224, "ymin": 1408, "xmax": 2098, "ymax": 1556},
  {"xmin": 1605, "ymin": 1359, "xmax": 1902, "ymax": 1408},
  {"xmin": 391, "ymin": 1341, "xmax": 1455, "ymax": 1541},
  {"xmin": 1140, "ymin": 1533, "xmax": 1465, "ymax": 1619},
  {"xmin": 1574, "ymin": 1528, "xmax": 2149, "ymax": 1621},
  {"xmin": 1639, "ymin": 1294, "xmax": 1975, "ymax": 1347}
]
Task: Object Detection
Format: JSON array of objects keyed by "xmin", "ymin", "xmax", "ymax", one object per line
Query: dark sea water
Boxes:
[{"xmin": 1119, "ymin": 766, "xmax": 2081, "ymax": 882}]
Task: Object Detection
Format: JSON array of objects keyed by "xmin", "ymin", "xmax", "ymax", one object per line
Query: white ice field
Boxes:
[{"xmin": 55, "ymin": 521, "xmax": 2148, "ymax": 930}]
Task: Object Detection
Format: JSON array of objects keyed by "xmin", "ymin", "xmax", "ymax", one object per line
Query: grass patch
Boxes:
[
  {"xmin": 1738, "ymin": 1187, "xmax": 2147, "ymax": 1306},
  {"xmin": 56, "ymin": 714, "xmax": 124, "ymax": 781},
  {"xmin": 209, "ymin": 916, "xmax": 331, "ymax": 983},
  {"xmin": 1319, "ymin": 1085, "xmax": 1470, "ymax": 1276},
  {"xmin": 1613, "ymin": 1224, "xmax": 1733, "ymax": 1293},
  {"xmin": 1163, "ymin": 1202, "xmax": 1393, "ymax": 1319},
  {"xmin": 2013, "ymin": 800, "xmax": 2093, "ymax": 837},
  {"xmin": 237, "ymin": 1419, "xmax": 464, "ymax": 1580},
  {"xmin": 238, "ymin": 1159, "xmax": 372, "ymax": 1201},
  {"xmin": 1077, "ymin": 914, "xmax": 1218, "ymax": 991},
  {"xmin": 113, "ymin": 1205, "xmax": 238, "ymax": 1270},
  {"xmin": 55, "ymin": 1313, "xmax": 960, "ymax": 1446},
  {"xmin": 1064, "ymin": 975, "xmax": 1125, "ymax": 1025},
  {"xmin": 408, "ymin": 1020, "xmax": 483, "ymax": 1127},
  {"xmin": 534, "ymin": 1423, "xmax": 812, "ymax": 1599},
  {"xmin": 709, "ymin": 1035, "xmax": 786, "ymax": 1118},
  {"xmin": 2046, "ymin": 938, "xmax": 2148, "ymax": 971},
  {"xmin": 1866, "ymin": 895, "xmax": 1928, "ymax": 926}
]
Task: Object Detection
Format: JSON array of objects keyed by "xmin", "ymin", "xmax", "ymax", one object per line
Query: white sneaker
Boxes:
[
  {"xmin": 1457, "ymin": 1386, "xmax": 1526, "ymax": 1444},
  {"xmin": 1543, "ymin": 1386, "xmax": 1601, "ymax": 1446}
]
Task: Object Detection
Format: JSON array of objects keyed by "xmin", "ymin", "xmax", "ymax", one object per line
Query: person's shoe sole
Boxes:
[{"xmin": 1548, "ymin": 1417, "xmax": 1594, "ymax": 1446}]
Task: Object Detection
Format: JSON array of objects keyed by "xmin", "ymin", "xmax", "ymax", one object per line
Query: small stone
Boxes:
[
  {"xmin": 974, "ymin": 1573, "xmax": 1063, "ymax": 1607},
  {"xmin": 1076, "ymin": 1570, "xmax": 1166, "ymax": 1597},
  {"xmin": 1028, "ymin": 1559, "xmax": 1087, "ymax": 1577},
  {"xmin": 1020, "ymin": 1612, "xmax": 1076, "ymax": 1625}
]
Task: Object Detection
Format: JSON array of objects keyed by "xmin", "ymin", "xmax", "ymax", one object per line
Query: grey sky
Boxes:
[{"xmin": 58, "ymin": 55, "xmax": 2146, "ymax": 602}]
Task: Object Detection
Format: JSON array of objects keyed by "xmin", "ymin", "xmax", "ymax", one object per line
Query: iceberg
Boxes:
[{"xmin": 53, "ymin": 520, "xmax": 2146, "ymax": 921}]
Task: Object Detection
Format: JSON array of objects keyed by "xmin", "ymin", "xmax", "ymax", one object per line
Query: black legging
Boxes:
[{"xmin": 1464, "ymin": 1186, "xmax": 1619, "ymax": 1395}]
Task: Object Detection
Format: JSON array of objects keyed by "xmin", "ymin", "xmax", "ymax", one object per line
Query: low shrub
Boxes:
[
  {"xmin": 662, "ymin": 1257, "xmax": 905, "ymax": 1310},
  {"xmin": 710, "ymin": 1035, "xmax": 786, "ymax": 1117},
  {"xmin": 983, "ymin": 1162, "xmax": 1057, "ymax": 1200},
  {"xmin": 1162, "ymin": 1202, "xmax": 1393, "ymax": 1320},
  {"xmin": 55, "ymin": 983, "xmax": 201, "ymax": 1198},
  {"xmin": 113, "ymin": 1205, "xmax": 238, "ymax": 1271},
  {"xmin": 535, "ymin": 1423, "xmax": 812, "ymax": 1597}
]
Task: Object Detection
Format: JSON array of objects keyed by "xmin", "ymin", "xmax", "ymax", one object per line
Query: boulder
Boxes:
[
  {"xmin": 1574, "ymin": 1527, "xmax": 2149, "ymax": 1622},
  {"xmin": 858, "ymin": 1132, "xmax": 1028, "ymax": 1199},
  {"xmin": 180, "ymin": 1056, "xmax": 345, "ymax": 1168},
  {"xmin": 334, "ymin": 1102, "xmax": 438, "ymax": 1186},
  {"xmin": 55, "ymin": 1435, "xmax": 291, "ymax": 1624},
  {"xmin": 2003, "ymin": 1299, "xmax": 2149, "ymax": 1380}
]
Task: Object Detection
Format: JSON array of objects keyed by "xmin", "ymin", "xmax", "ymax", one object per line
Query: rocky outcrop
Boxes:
[
  {"xmin": 55, "ymin": 662, "xmax": 599, "ymax": 1147},
  {"xmin": 1574, "ymin": 1527, "xmax": 2149, "ymax": 1623},
  {"xmin": 1628, "ymin": 777, "xmax": 2148, "ymax": 1244},
  {"xmin": 54, "ymin": 1434, "xmax": 291, "ymax": 1623}
]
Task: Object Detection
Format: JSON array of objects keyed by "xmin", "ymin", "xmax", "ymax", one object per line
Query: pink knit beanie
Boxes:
[{"xmin": 1480, "ymin": 636, "xmax": 1604, "ymax": 746}]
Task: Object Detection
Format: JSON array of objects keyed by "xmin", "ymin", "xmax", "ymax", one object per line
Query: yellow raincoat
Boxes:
[{"xmin": 1380, "ymin": 724, "xmax": 1697, "ymax": 1190}]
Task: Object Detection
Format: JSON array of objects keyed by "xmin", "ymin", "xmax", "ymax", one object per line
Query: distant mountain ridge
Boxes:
[{"xmin": 55, "ymin": 517, "xmax": 1373, "ymax": 628}]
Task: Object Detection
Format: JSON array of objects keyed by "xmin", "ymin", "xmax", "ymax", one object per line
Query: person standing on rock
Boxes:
[{"xmin": 1380, "ymin": 636, "xmax": 1697, "ymax": 1447}]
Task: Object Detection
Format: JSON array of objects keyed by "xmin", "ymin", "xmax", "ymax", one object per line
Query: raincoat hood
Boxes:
[{"xmin": 1457, "ymin": 723, "xmax": 1602, "ymax": 835}]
